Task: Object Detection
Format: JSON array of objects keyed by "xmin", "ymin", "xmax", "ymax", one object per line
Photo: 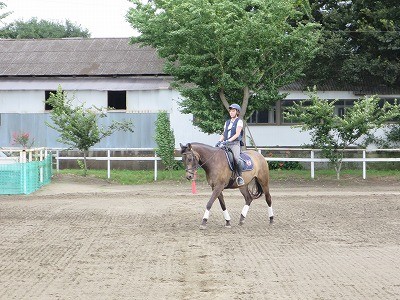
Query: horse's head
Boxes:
[{"xmin": 180, "ymin": 143, "xmax": 200, "ymax": 180}]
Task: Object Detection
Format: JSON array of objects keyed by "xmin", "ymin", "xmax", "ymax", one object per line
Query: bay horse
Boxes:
[{"xmin": 180, "ymin": 142, "xmax": 273, "ymax": 229}]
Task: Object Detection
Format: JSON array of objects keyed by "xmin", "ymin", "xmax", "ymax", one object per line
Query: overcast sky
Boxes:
[{"xmin": 2, "ymin": 0, "xmax": 137, "ymax": 38}]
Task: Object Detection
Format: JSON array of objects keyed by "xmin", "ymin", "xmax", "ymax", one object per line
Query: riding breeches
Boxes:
[{"xmin": 228, "ymin": 141, "xmax": 241, "ymax": 165}]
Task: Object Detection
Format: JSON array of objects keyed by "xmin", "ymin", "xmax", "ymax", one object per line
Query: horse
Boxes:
[{"xmin": 180, "ymin": 142, "xmax": 273, "ymax": 229}]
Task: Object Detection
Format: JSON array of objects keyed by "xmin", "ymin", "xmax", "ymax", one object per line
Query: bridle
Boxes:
[{"xmin": 182, "ymin": 147, "xmax": 222, "ymax": 175}]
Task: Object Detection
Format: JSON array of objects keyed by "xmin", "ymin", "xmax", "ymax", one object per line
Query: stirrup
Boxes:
[{"xmin": 236, "ymin": 176, "xmax": 244, "ymax": 186}]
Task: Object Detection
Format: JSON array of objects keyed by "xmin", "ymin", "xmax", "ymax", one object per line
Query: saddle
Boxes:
[{"xmin": 223, "ymin": 148, "xmax": 254, "ymax": 172}]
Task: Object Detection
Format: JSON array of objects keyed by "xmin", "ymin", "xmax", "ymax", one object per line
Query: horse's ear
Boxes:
[
  {"xmin": 187, "ymin": 143, "xmax": 192, "ymax": 150},
  {"xmin": 179, "ymin": 143, "xmax": 184, "ymax": 149}
]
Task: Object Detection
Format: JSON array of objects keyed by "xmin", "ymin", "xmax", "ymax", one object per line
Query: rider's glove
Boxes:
[
  {"xmin": 221, "ymin": 140, "xmax": 228, "ymax": 146},
  {"xmin": 215, "ymin": 141, "xmax": 221, "ymax": 147}
]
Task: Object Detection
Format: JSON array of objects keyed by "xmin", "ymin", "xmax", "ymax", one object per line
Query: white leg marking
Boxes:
[
  {"xmin": 223, "ymin": 210, "xmax": 231, "ymax": 221},
  {"xmin": 203, "ymin": 210, "xmax": 210, "ymax": 220},
  {"xmin": 241, "ymin": 205, "xmax": 250, "ymax": 218},
  {"xmin": 268, "ymin": 206, "xmax": 274, "ymax": 218}
]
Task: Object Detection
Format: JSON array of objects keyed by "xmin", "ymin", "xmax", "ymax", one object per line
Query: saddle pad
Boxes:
[{"xmin": 224, "ymin": 151, "xmax": 254, "ymax": 172}]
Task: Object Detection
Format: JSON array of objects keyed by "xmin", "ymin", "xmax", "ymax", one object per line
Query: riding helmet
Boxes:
[{"xmin": 229, "ymin": 103, "xmax": 241, "ymax": 113}]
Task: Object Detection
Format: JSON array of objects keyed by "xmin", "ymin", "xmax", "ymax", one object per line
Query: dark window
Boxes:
[
  {"xmin": 45, "ymin": 90, "xmax": 57, "ymax": 111},
  {"xmin": 248, "ymin": 108, "xmax": 276, "ymax": 124},
  {"xmin": 281, "ymin": 100, "xmax": 302, "ymax": 124},
  {"xmin": 108, "ymin": 91, "xmax": 126, "ymax": 110}
]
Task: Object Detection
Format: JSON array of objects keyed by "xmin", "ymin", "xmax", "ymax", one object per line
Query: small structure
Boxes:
[{"xmin": 0, "ymin": 148, "xmax": 52, "ymax": 194}]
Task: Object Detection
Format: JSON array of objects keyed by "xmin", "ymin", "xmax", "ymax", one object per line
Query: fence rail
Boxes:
[{"xmin": 51, "ymin": 148, "xmax": 400, "ymax": 180}]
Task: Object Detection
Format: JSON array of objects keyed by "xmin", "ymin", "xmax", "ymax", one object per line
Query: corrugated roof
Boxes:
[
  {"xmin": 282, "ymin": 79, "xmax": 400, "ymax": 95},
  {"xmin": 0, "ymin": 38, "xmax": 166, "ymax": 77}
]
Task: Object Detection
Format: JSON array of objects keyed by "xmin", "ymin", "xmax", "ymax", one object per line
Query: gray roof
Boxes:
[
  {"xmin": 283, "ymin": 79, "xmax": 400, "ymax": 95},
  {"xmin": 0, "ymin": 38, "xmax": 166, "ymax": 77}
]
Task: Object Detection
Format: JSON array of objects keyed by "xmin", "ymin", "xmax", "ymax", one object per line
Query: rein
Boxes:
[{"xmin": 183, "ymin": 147, "xmax": 223, "ymax": 175}]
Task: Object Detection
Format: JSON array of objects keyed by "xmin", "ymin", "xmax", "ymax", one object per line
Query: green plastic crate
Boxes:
[{"xmin": 0, "ymin": 155, "xmax": 52, "ymax": 195}]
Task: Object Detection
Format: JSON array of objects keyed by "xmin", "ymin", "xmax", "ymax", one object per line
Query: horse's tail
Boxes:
[{"xmin": 248, "ymin": 177, "xmax": 264, "ymax": 199}]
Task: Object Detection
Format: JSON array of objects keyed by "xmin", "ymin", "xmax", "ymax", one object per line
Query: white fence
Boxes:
[
  {"xmin": 52, "ymin": 148, "xmax": 400, "ymax": 180},
  {"xmin": 0, "ymin": 147, "xmax": 50, "ymax": 164}
]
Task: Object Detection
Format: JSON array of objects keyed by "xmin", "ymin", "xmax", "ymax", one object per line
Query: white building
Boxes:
[{"xmin": 1, "ymin": 38, "xmax": 399, "ymax": 148}]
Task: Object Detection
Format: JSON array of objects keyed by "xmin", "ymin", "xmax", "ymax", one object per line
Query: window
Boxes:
[
  {"xmin": 45, "ymin": 90, "xmax": 57, "ymax": 111},
  {"xmin": 334, "ymin": 100, "xmax": 355, "ymax": 118},
  {"xmin": 248, "ymin": 109, "xmax": 276, "ymax": 124},
  {"xmin": 108, "ymin": 91, "xmax": 126, "ymax": 110}
]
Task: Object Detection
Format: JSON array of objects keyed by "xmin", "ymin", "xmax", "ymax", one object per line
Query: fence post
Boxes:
[
  {"xmin": 363, "ymin": 150, "xmax": 366, "ymax": 180},
  {"xmin": 107, "ymin": 150, "xmax": 111, "ymax": 179},
  {"xmin": 154, "ymin": 152, "xmax": 158, "ymax": 181},
  {"xmin": 56, "ymin": 150, "xmax": 60, "ymax": 173},
  {"xmin": 311, "ymin": 150, "xmax": 315, "ymax": 179}
]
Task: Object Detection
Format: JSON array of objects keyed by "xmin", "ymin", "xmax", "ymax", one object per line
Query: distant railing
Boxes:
[
  {"xmin": 0, "ymin": 147, "xmax": 49, "ymax": 163},
  {"xmin": 0, "ymin": 148, "xmax": 52, "ymax": 194},
  {"xmin": 254, "ymin": 148, "xmax": 400, "ymax": 179},
  {"xmin": 51, "ymin": 147, "xmax": 400, "ymax": 181}
]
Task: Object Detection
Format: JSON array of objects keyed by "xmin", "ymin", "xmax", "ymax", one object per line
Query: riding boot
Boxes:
[{"xmin": 236, "ymin": 162, "xmax": 244, "ymax": 186}]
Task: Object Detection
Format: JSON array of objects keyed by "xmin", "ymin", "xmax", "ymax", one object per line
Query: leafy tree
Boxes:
[
  {"xmin": 0, "ymin": 17, "xmax": 90, "ymax": 39},
  {"xmin": 127, "ymin": 0, "xmax": 320, "ymax": 134},
  {"xmin": 0, "ymin": 2, "xmax": 12, "ymax": 24},
  {"xmin": 285, "ymin": 90, "xmax": 400, "ymax": 179},
  {"xmin": 305, "ymin": 0, "xmax": 400, "ymax": 87},
  {"xmin": 154, "ymin": 111, "xmax": 179, "ymax": 170},
  {"xmin": 45, "ymin": 87, "xmax": 134, "ymax": 176},
  {"xmin": 364, "ymin": 124, "xmax": 400, "ymax": 148}
]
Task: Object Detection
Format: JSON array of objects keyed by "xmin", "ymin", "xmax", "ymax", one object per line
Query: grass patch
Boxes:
[{"xmin": 57, "ymin": 168, "xmax": 399, "ymax": 185}]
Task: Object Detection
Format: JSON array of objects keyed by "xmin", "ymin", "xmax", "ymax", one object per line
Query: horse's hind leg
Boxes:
[
  {"xmin": 259, "ymin": 178, "xmax": 274, "ymax": 224},
  {"xmin": 238, "ymin": 187, "xmax": 253, "ymax": 225},
  {"xmin": 218, "ymin": 193, "xmax": 232, "ymax": 228},
  {"xmin": 265, "ymin": 190, "xmax": 274, "ymax": 224}
]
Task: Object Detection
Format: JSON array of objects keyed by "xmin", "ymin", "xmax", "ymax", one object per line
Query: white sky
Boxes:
[{"xmin": 2, "ymin": 0, "xmax": 137, "ymax": 38}]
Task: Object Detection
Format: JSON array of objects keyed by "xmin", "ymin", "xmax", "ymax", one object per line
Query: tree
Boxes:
[
  {"xmin": 154, "ymin": 111, "xmax": 179, "ymax": 170},
  {"xmin": 305, "ymin": 0, "xmax": 400, "ymax": 87},
  {"xmin": 364, "ymin": 124, "xmax": 400, "ymax": 148},
  {"xmin": 0, "ymin": 2, "xmax": 11, "ymax": 24},
  {"xmin": 45, "ymin": 87, "xmax": 134, "ymax": 176},
  {"xmin": 284, "ymin": 90, "xmax": 400, "ymax": 179},
  {"xmin": 0, "ymin": 17, "xmax": 90, "ymax": 39},
  {"xmin": 127, "ymin": 0, "xmax": 320, "ymax": 134}
]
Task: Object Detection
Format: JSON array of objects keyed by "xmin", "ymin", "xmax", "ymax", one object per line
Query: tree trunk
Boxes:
[{"xmin": 83, "ymin": 150, "xmax": 88, "ymax": 177}]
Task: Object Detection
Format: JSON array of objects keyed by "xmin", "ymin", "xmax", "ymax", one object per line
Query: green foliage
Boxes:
[
  {"xmin": 0, "ymin": 17, "xmax": 90, "ymax": 38},
  {"xmin": 267, "ymin": 152, "xmax": 303, "ymax": 170},
  {"xmin": 127, "ymin": 0, "xmax": 320, "ymax": 134},
  {"xmin": 364, "ymin": 123, "xmax": 400, "ymax": 148},
  {"xmin": 45, "ymin": 86, "xmax": 134, "ymax": 175},
  {"xmin": 0, "ymin": 2, "xmax": 12, "ymax": 22},
  {"xmin": 284, "ymin": 89, "xmax": 400, "ymax": 179},
  {"xmin": 305, "ymin": 0, "xmax": 400, "ymax": 87},
  {"xmin": 154, "ymin": 111, "xmax": 180, "ymax": 170}
]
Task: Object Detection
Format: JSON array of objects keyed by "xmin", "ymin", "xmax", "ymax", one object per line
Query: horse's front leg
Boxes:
[
  {"xmin": 217, "ymin": 192, "xmax": 232, "ymax": 228},
  {"xmin": 239, "ymin": 186, "xmax": 254, "ymax": 226},
  {"xmin": 200, "ymin": 185, "xmax": 224, "ymax": 230}
]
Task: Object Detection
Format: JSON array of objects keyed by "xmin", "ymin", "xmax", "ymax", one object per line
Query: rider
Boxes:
[{"xmin": 215, "ymin": 103, "xmax": 244, "ymax": 186}]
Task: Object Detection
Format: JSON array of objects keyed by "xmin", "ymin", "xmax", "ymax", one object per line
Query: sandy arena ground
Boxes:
[{"xmin": 0, "ymin": 174, "xmax": 399, "ymax": 300}]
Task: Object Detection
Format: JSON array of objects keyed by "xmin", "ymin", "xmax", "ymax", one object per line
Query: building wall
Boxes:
[{"xmin": 1, "ymin": 77, "xmax": 397, "ymax": 149}]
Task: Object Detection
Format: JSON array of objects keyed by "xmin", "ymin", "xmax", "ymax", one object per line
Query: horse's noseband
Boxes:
[{"xmin": 182, "ymin": 151, "xmax": 199, "ymax": 175}]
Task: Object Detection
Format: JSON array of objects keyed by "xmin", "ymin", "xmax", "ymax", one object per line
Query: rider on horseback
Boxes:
[{"xmin": 215, "ymin": 103, "xmax": 245, "ymax": 186}]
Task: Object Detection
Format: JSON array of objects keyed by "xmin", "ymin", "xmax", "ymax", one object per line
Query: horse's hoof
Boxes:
[
  {"xmin": 225, "ymin": 224, "xmax": 232, "ymax": 229},
  {"xmin": 269, "ymin": 217, "xmax": 274, "ymax": 224},
  {"xmin": 239, "ymin": 221, "xmax": 244, "ymax": 226},
  {"xmin": 199, "ymin": 224, "xmax": 207, "ymax": 230}
]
